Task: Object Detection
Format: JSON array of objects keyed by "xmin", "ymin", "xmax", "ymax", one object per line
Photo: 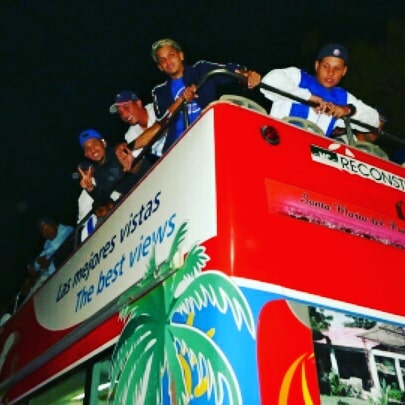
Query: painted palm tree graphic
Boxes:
[{"xmin": 108, "ymin": 222, "xmax": 255, "ymax": 404}]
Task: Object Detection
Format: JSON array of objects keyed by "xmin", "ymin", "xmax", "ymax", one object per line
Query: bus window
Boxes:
[
  {"xmin": 26, "ymin": 352, "xmax": 112, "ymax": 404},
  {"xmin": 88, "ymin": 357, "xmax": 111, "ymax": 404},
  {"xmin": 28, "ymin": 367, "xmax": 86, "ymax": 404}
]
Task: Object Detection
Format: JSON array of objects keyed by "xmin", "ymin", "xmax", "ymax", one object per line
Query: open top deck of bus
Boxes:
[{"xmin": 1, "ymin": 100, "xmax": 404, "ymax": 404}]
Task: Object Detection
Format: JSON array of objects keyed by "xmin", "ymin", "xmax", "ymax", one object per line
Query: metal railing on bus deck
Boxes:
[
  {"xmin": 257, "ymin": 77, "xmax": 404, "ymax": 148},
  {"xmin": 131, "ymin": 68, "xmax": 404, "ymax": 168}
]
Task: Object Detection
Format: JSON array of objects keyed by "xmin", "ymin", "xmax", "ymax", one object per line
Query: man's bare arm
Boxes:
[{"xmin": 132, "ymin": 122, "xmax": 162, "ymax": 149}]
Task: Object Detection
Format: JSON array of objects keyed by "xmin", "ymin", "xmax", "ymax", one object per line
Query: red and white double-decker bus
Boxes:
[{"xmin": 0, "ymin": 90, "xmax": 404, "ymax": 404}]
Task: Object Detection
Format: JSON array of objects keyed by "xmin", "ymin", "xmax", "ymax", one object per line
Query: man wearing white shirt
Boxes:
[
  {"xmin": 260, "ymin": 43, "xmax": 379, "ymax": 138},
  {"xmin": 109, "ymin": 90, "xmax": 166, "ymax": 159}
]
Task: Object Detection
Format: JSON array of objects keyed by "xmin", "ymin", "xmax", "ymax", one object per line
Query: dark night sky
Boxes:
[{"xmin": 0, "ymin": 0, "xmax": 404, "ymax": 310}]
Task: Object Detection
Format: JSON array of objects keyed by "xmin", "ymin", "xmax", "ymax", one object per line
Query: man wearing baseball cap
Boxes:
[
  {"xmin": 109, "ymin": 90, "xmax": 166, "ymax": 162},
  {"xmin": 260, "ymin": 43, "xmax": 379, "ymax": 137},
  {"xmin": 77, "ymin": 128, "xmax": 151, "ymax": 204}
]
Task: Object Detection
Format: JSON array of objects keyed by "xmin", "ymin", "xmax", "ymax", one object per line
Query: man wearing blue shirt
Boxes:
[{"xmin": 151, "ymin": 38, "xmax": 261, "ymax": 153}]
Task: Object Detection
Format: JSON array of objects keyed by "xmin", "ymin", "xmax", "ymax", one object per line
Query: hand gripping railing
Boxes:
[
  {"xmin": 258, "ymin": 80, "xmax": 404, "ymax": 146},
  {"xmin": 129, "ymin": 69, "xmax": 251, "ymax": 168}
]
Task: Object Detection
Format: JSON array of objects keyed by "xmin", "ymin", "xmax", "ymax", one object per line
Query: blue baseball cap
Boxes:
[
  {"xmin": 109, "ymin": 90, "xmax": 139, "ymax": 113},
  {"xmin": 78, "ymin": 129, "xmax": 103, "ymax": 148},
  {"xmin": 317, "ymin": 43, "xmax": 348, "ymax": 64}
]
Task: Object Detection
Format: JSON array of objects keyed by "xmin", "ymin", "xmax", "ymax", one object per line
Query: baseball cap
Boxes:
[
  {"xmin": 78, "ymin": 129, "xmax": 103, "ymax": 148},
  {"xmin": 109, "ymin": 90, "xmax": 139, "ymax": 113},
  {"xmin": 317, "ymin": 43, "xmax": 348, "ymax": 64}
]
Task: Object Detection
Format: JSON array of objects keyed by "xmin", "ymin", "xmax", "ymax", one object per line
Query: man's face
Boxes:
[
  {"xmin": 315, "ymin": 56, "xmax": 347, "ymax": 88},
  {"xmin": 155, "ymin": 45, "xmax": 185, "ymax": 79},
  {"xmin": 116, "ymin": 100, "xmax": 143, "ymax": 125},
  {"xmin": 95, "ymin": 202, "xmax": 114, "ymax": 218},
  {"xmin": 83, "ymin": 138, "xmax": 106, "ymax": 163}
]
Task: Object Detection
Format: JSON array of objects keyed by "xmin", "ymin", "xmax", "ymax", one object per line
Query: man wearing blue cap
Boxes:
[
  {"xmin": 260, "ymin": 43, "xmax": 379, "ymax": 137},
  {"xmin": 77, "ymin": 128, "xmax": 151, "ymax": 204},
  {"xmin": 109, "ymin": 90, "xmax": 166, "ymax": 159}
]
